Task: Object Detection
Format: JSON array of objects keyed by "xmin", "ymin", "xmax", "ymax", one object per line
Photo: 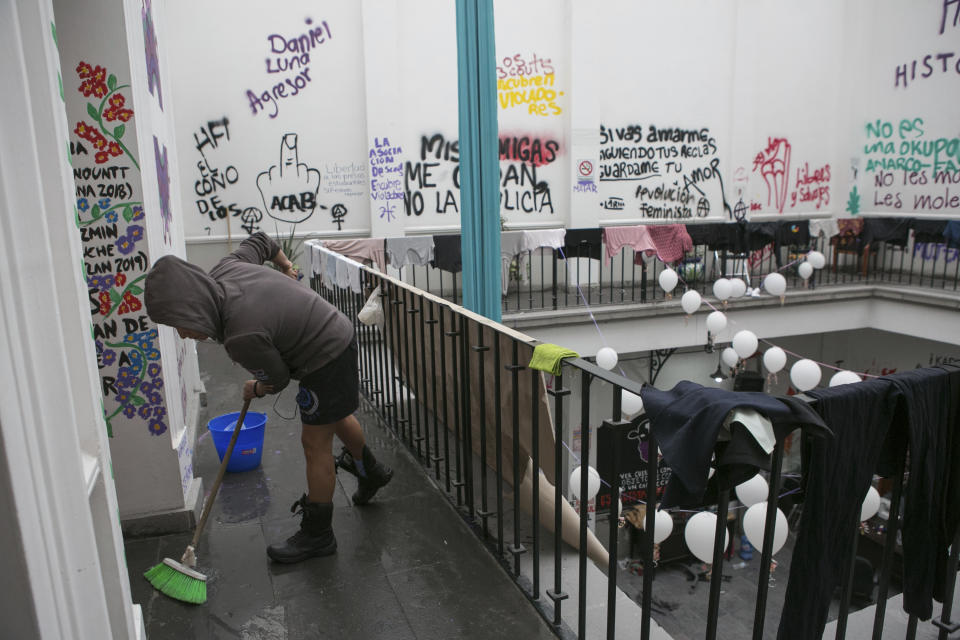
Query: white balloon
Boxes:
[
  {"xmin": 830, "ymin": 370, "xmax": 862, "ymax": 387},
  {"xmin": 684, "ymin": 512, "xmax": 730, "ymax": 564},
  {"xmin": 735, "ymin": 473, "xmax": 769, "ymax": 507},
  {"xmin": 798, "ymin": 262, "xmax": 814, "ymax": 280},
  {"xmin": 681, "ymin": 290, "xmax": 702, "ymax": 315},
  {"xmin": 729, "ymin": 278, "xmax": 747, "ymax": 298},
  {"xmin": 596, "ymin": 347, "xmax": 618, "ymax": 371},
  {"xmin": 658, "ymin": 268, "xmax": 679, "ymax": 294},
  {"xmin": 806, "ymin": 251, "xmax": 826, "ymax": 269},
  {"xmin": 860, "ymin": 486, "xmax": 881, "ymax": 521},
  {"xmin": 621, "ymin": 390, "xmax": 644, "ymax": 418},
  {"xmin": 790, "ymin": 359, "xmax": 822, "ymax": 391},
  {"xmin": 570, "ymin": 465, "xmax": 601, "ymax": 501},
  {"xmin": 721, "ymin": 347, "xmax": 740, "ymax": 368},
  {"xmin": 712, "ymin": 278, "xmax": 733, "ymax": 301},
  {"xmin": 732, "ymin": 330, "xmax": 759, "ymax": 359},
  {"xmin": 763, "ymin": 347, "xmax": 787, "ymax": 374},
  {"xmin": 763, "ymin": 272, "xmax": 787, "ymax": 297},
  {"xmin": 743, "ymin": 502, "xmax": 789, "ymax": 555},
  {"xmin": 642, "ymin": 509, "xmax": 675, "ymax": 544},
  {"xmin": 706, "ymin": 311, "xmax": 727, "ymax": 334}
]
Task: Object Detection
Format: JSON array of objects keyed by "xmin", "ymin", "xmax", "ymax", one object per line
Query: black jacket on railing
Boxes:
[{"xmin": 778, "ymin": 365, "xmax": 960, "ymax": 639}]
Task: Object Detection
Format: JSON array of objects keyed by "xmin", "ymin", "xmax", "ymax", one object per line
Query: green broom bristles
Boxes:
[{"xmin": 144, "ymin": 558, "xmax": 207, "ymax": 604}]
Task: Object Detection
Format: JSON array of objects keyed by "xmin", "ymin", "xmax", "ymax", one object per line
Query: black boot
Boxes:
[
  {"xmin": 335, "ymin": 446, "xmax": 393, "ymax": 505},
  {"xmin": 266, "ymin": 495, "xmax": 337, "ymax": 563}
]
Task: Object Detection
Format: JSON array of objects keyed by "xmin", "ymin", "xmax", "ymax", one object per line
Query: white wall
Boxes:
[
  {"xmin": 165, "ymin": 0, "xmax": 959, "ymax": 275},
  {"xmin": 55, "ymin": 0, "xmax": 202, "ymax": 522}
]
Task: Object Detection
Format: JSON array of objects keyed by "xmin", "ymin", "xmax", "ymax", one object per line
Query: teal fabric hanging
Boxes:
[{"xmin": 456, "ymin": 0, "xmax": 501, "ymax": 322}]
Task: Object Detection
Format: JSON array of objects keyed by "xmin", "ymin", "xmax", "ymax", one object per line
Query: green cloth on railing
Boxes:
[{"xmin": 528, "ymin": 343, "xmax": 580, "ymax": 376}]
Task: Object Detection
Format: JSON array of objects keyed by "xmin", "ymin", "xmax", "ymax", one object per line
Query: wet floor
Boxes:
[{"xmin": 124, "ymin": 343, "xmax": 557, "ymax": 640}]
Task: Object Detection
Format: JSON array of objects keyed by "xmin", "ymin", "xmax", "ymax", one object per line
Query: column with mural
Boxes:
[{"xmin": 54, "ymin": 0, "xmax": 202, "ymax": 526}]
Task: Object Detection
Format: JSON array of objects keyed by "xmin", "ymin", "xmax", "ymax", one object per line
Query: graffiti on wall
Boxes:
[
  {"xmin": 153, "ymin": 137, "xmax": 172, "ymax": 245},
  {"xmin": 894, "ymin": 0, "xmax": 959, "ymax": 89},
  {"xmin": 71, "ymin": 60, "xmax": 165, "ymax": 438},
  {"xmin": 256, "ymin": 133, "xmax": 322, "ymax": 224},
  {"xmin": 246, "ymin": 17, "xmax": 332, "ymax": 119},
  {"xmin": 863, "ymin": 117, "xmax": 960, "ymax": 212},
  {"xmin": 323, "ymin": 161, "xmax": 366, "ymax": 199},
  {"xmin": 750, "ymin": 137, "xmax": 831, "ymax": 214},
  {"xmin": 192, "ymin": 116, "xmax": 264, "ymax": 234},
  {"xmin": 598, "ymin": 123, "xmax": 722, "ymax": 219},
  {"xmin": 370, "ymin": 136, "xmax": 403, "ymax": 222},
  {"xmin": 401, "ymin": 132, "xmax": 558, "ymax": 217},
  {"xmin": 497, "ymin": 53, "xmax": 563, "ymax": 117},
  {"xmin": 141, "ymin": 0, "xmax": 162, "ymax": 110}
]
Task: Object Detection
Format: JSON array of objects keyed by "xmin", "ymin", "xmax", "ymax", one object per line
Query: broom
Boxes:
[{"xmin": 144, "ymin": 398, "xmax": 251, "ymax": 604}]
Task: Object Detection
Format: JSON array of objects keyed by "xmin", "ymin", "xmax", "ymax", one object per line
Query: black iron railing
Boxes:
[
  {"xmin": 384, "ymin": 232, "xmax": 960, "ymax": 314},
  {"xmin": 310, "ymin": 243, "xmax": 959, "ymax": 640}
]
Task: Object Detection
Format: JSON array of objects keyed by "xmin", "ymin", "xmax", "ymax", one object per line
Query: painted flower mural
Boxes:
[{"xmin": 73, "ymin": 61, "xmax": 139, "ymax": 169}]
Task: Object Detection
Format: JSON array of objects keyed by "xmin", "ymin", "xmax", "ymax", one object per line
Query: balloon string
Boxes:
[{"xmin": 674, "ymin": 260, "xmax": 880, "ymax": 380}]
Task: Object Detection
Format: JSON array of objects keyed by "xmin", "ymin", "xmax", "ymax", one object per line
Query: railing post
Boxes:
[
  {"xmin": 531, "ymin": 366, "xmax": 541, "ymax": 599},
  {"xmin": 873, "ymin": 448, "xmax": 909, "ymax": 639},
  {"xmin": 418, "ymin": 295, "xmax": 431, "ymax": 467},
  {"xmin": 642, "ymin": 420, "xmax": 657, "ymax": 640},
  {"xmin": 752, "ymin": 439, "xmax": 785, "ymax": 640},
  {"xmin": 602, "ymin": 405, "xmax": 628, "ymax": 639},
  {"xmin": 439, "ymin": 306, "xmax": 451, "ymax": 492},
  {"xmin": 473, "ymin": 328, "xmax": 492, "ymax": 536},
  {"xmin": 448, "ymin": 313, "xmax": 463, "ymax": 506},
  {"xmin": 577, "ymin": 370, "xmax": 593, "ymax": 640},
  {"xmin": 425, "ymin": 301, "xmax": 442, "ymax": 477},
  {"xmin": 460, "ymin": 315, "xmax": 474, "ymax": 516},
  {"xmin": 546, "ymin": 371, "xmax": 570, "ymax": 627},
  {"xmin": 494, "ymin": 332, "xmax": 505, "ymax": 555},
  {"xmin": 507, "ymin": 340, "xmax": 527, "ymax": 576},
  {"xmin": 706, "ymin": 488, "xmax": 731, "ymax": 640}
]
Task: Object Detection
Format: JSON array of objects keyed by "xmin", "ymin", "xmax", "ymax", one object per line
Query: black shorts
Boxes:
[{"xmin": 295, "ymin": 338, "xmax": 359, "ymax": 425}]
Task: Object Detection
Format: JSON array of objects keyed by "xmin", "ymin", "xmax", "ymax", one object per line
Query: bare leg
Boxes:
[
  {"xmin": 301, "ymin": 423, "xmax": 336, "ymax": 503},
  {"xmin": 332, "ymin": 413, "xmax": 366, "ymax": 459}
]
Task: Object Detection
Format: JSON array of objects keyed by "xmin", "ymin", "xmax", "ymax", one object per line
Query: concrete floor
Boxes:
[{"xmin": 124, "ymin": 343, "xmax": 557, "ymax": 639}]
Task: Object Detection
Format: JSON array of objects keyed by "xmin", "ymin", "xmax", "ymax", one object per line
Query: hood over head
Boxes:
[{"xmin": 144, "ymin": 255, "xmax": 225, "ymax": 341}]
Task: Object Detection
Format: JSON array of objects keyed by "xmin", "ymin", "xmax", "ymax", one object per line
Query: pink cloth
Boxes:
[
  {"xmin": 322, "ymin": 239, "xmax": 387, "ymax": 272},
  {"xmin": 646, "ymin": 224, "xmax": 693, "ymax": 263},
  {"xmin": 603, "ymin": 226, "xmax": 656, "ymax": 265}
]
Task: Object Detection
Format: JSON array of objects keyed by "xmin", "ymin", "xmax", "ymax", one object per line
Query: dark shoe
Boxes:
[
  {"xmin": 266, "ymin": 495, "xmax": 337, "ymax": 563},
  {"xmin": 336, "ymin": 446, "xmax": 393, "ymax": 505}
]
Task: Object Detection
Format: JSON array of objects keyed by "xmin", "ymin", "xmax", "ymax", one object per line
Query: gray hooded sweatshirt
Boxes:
[{"xmin": 144, "ymin": 232, "xmax": 353, "ymax": 393}]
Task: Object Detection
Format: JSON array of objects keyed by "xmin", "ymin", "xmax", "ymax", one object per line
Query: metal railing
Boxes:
[
  {"xmin": 310, "ymin": 243, "xmax": 960, "ymax": 639},
  {"xmin": 384, "ymin": 232, "xmax": 960, "ymax": 314}
]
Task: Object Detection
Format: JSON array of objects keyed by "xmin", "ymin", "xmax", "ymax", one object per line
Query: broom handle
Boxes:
[{"xmin": 189, "ymin": 398, "xmax": 251, "ymax": 549}]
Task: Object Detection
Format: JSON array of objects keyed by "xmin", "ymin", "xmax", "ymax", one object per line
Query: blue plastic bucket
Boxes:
[{"xmin": 207, "ymin": 411, "xmax": 267, "ymax": 472}]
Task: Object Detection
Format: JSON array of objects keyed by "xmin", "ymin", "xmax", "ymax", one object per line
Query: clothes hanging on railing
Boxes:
[
  {"xmin": 944, "ymin": 220, "xmax": 960, "ymax": 248},
  {"xmin": 775, "ymin": 220, "xmax": 810, "ymax": 248},
  {"xmin": 520, "ymin": 228, "xmax": 565, "ymax": 253},
  {"xmin": 778, "ymin": 365, "xmax": 960, "ymax": 639},
  {"xmin": 561, "ymin": 228, "xmax": 602, "ymax": 260},
  {"xmin": 430, "ymin": 234, "xmax": 462, "ymax": 272},
  {"xmin": 385, "ymin": 236, "xmax": 436, "ymax": 268},
  {"xmin": 862, "ymin": 217, "xmax": 912, "ymax": 247},
  {"xmin": 322, "ymin": 238, "xmax": 387, "ymax": 273},
  {"xmin": 911, "ymin": 219, "xmax": 947, "ymax": 243},
  {"xmin": 808, "ymin": 218, "xmax": 840, "ymax": 240},
  {"xmin": 645, "ymin": 224, "xmax": 692, "ymax": 263},
  {"xmin": 638, "ymin": 381, "xmax": 831, "ymax": 508},
  {"xmin": 685, "ymin": 222, "xmax": 747, "ymax": 252},
  {"xmin": 602, "ymin": 226, "xmax": 656, "ymax": 265}
]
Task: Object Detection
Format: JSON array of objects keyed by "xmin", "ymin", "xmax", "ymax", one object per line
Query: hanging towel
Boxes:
[
  {"xmin": 335, "ymin": 259, "xmax": 351, "ymax": 290},
  {"xmin": 325, "ymin": 250, "xmax": 338, "ymax": 286},
  {"xmin": 646, "ymin": 224, "xmax": 693, "ymax": 263},
  {"xmin": 323, "ymin": 238, "xmax": 387, "ymax": 272},
  {"xmin": 686, "ymin": 222, "xmax": 747, "ymax": 252},
  {"xmin": 386, "ymin": 236, "xmax": 436, "ymax": 268},
  {"xmin": 722, "ymin": 408, "xmax": 776, "ymax": 454},
  {"xmin": 528, "ymin": 343, "xmax": 580, "ymax": 376},
  {"xmin": 808, "ymin": 218, "xmax": 840, "ymax": 240},
  {"xmin": 345, "ymin": 261, "xmax": 362, "ymax": 293},
  {"xmin": 431, "ymin": 234, "xmax": 462, "ymax": 272},
  {"xmin": 521, "ymin": 229, "xmax": 566, "ymax": 252},
  {"xmin": 561, "ymin": 228, "xmax": 603, "ymax": 260},
  {"xmin": 603, "ymin": 226, "xmax": 657, "ymax": 265}
]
